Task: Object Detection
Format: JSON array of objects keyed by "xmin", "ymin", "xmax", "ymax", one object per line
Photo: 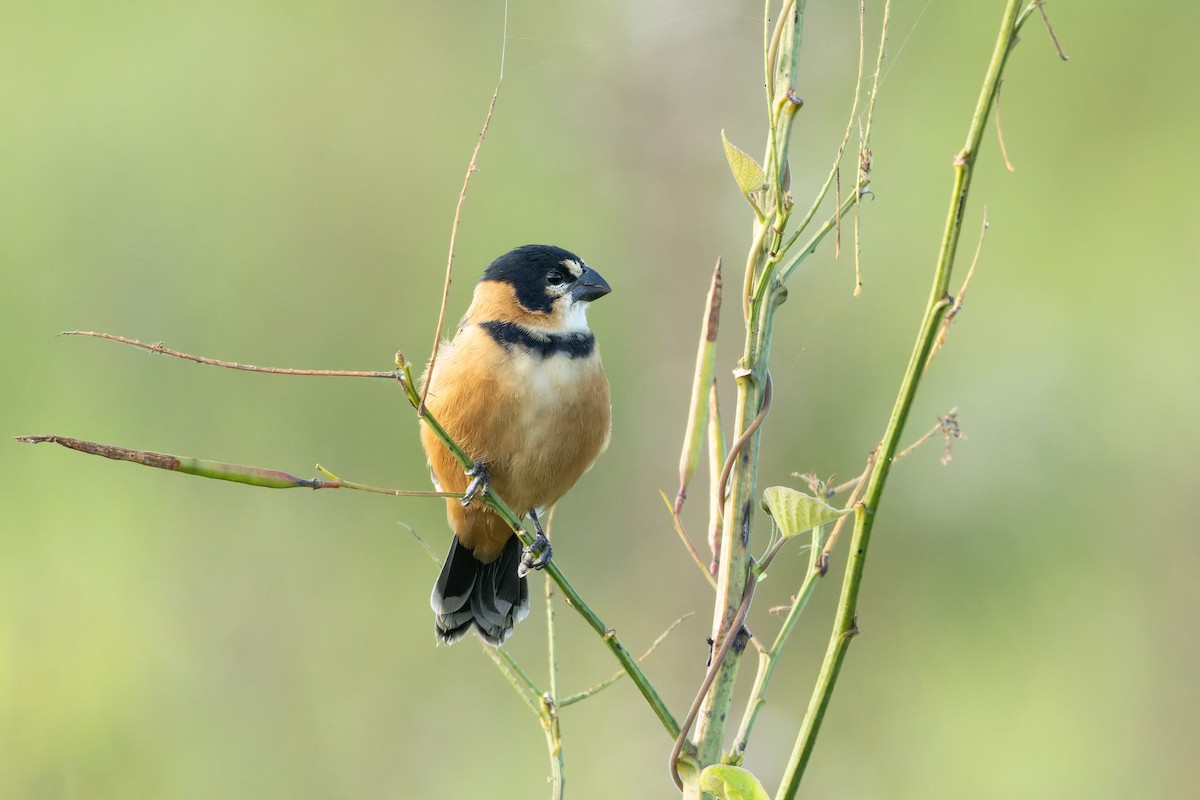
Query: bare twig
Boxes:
[
  {"xmin": 1035, "ymin": 0, "xmax": 1069, "ymax": 60},
  {"xmin": 559, "ymin": 612, "xmax": 695, "ymax": 707},
  {"xmin": 60, "ymin": 332, "xmax": 401, "ymax": 380},
  {"xmin": 418, "ymin": 79, "xmax": 503, "ymax": 415},
  {"xmin": 399, "ymin": 521, "xmax": 441, "ymax": 566},
  {"xmin": 852, "ymin": 0, "xmax": 890, "ymax": 296},
  {"xmin": 834, "ymin": 166, "xmax": 842, "ymax": 259},
  {"xmin": 15, "ymin": 435, "xmax": 459, "ymax": 498},
  {"xmin": 994, "ymin": 82, "xmax": 1016, "ymax": 171},
  {"xmin": 928, "ymin": 210, "xmax": 988, "ymax": 367},
  {"xmin": 817, "ymin": 403, "xmax": 962, "ymax": 501},
  {"xmin": 820, "ymin": 453, "xmax": 875, "ymax": 562},
  {"xmin": 660, "ymin": 491, "xmax": 719, "ymax": 590},
  {"xmin": 480, "ymin": 647, "xmax": 544, "ymax": 719}
]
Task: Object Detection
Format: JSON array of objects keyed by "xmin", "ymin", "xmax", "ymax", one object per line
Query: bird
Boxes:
[{"xmin": 419, "ymin": 244, "xmax": 612, "ymax": 646}]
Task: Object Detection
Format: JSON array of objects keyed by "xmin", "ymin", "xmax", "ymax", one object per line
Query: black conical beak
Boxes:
[{"xmin": 571, "ymin": 266, "xmax": 611, "ymax": 303}]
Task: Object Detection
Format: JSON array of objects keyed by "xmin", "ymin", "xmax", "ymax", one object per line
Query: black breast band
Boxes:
[{"xmin": 480, "ymin": 321, "xmax": 595, "ymax": 359}]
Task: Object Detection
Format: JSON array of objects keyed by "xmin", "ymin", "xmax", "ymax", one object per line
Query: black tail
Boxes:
[{"xmin": 431, "ymin": 535, "xmax": 529, "ymax": 646}]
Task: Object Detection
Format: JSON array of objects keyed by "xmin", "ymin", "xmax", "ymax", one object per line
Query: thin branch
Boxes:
[
  {"xmin": 400, "ymin": 521, "xmax": 442, "ymax": 566},
  {"xmin": 780, "ymin": 0, "xmax": 869, "ymax": 269},
  {"xmin": 819, "ymin": 459, "xmax": 873, "ymax": 564},
  {"xmin": 1034, "ymin": 0, "xmax": 1069, "ymax": 60},
  {"xmin": 928, "ymin": 210, "xmax": 988, "ymax": 367},
  {"xmin": 733, "ymin": 534, "xmax": 825, "ymax": 756},
  {"xmin": 792, "ymin": 408, "xmax": 965, "ymax": 565},
  {"xmin": 776, "ymin": 176, "xmax": 871, "ymax": 285},
  {"xmin": 418, "ymin": 3, "xmax": 509, "ymax": 415},
  {"xmin": 481, "ymin": 646, "xmax": 544, "ymax": 719},
  {"xmin": 834, "ymin": 166, "xmax": 842, "ymax": 259},
  {"xmin": 15, "ymin": 435, "xmax": 458, "ymax": 497},
  {"xmin": 851, "ymin": 0, "xmax": 891, "ymax": 295},
  {"xmin": 660, "ymin": 490, "xmax": 720, "ymax": 591},
  {"xmin": 858, "ymin": 0, "xmax": 890, "ymax": 157},
  {"xmin": 60, "ymin": 332, "xmax": 401, "ymax": 379},
  {"xmin": 316, "ymin": 464, "xmax": 460, "ymax": 498},
  {"xmin": 994, "ymin": 82, "xmax": 1016, "ymax": 172},
  {"xmin": 419, "ymin": 80, "xmax": 502, "ymax": 415},
  {"xmin": 559, "ymin": 612, "xmax": 694, "ymax": 707},
  {"xmin": 819, "ymin": 407, "xmax": 963, "ymax": 558}
]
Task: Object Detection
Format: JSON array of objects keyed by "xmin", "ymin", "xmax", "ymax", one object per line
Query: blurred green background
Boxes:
[{"xmin": 4, "ymin": 1, "xmax": 1197, "ymax": 798}]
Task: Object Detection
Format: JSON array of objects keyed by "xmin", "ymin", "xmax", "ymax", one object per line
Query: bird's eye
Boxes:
[{"xmin": 546, "ymin": 269, "xmax": 566, "ymax": 286}]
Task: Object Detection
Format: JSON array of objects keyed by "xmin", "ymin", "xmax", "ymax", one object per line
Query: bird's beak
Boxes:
[{"xmin": 571, "ymin": 266, "xmax": 611, "ymax": 303}]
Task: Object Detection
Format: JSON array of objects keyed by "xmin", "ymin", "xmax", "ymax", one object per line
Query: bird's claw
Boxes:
[
  {"xmin": 518, "ymin": 533, "xmax": 552, "ymax": 577},
  {"xmin": 461, "ymin": 460, "xmax": 490, "ymax": 507}
]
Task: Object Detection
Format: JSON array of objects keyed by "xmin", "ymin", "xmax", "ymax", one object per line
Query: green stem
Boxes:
[
  {"xmin": 732, "ymin": 562, "xmax": 822, "ymax": 755},
  {"xmin": 773, "ymin": 4, "xmax": 1029, "ymax": 797},
  {"xmin": 481, "ymin": 646, "xmax": 543, "ymax": 719},
  {"xmin": 689, "ymin": 0, "xmax": 805, "ymax": 782},
  {"xmin": 545, "ymin": 579, "xmax": 564, "ymax": 800},
  {"xmin": 558, "ymin": 612, "xmax": 693, "ymax": 707},
  {"xmin": 776, "ymin": 177, "xmax": 869, "ymax": 285}
]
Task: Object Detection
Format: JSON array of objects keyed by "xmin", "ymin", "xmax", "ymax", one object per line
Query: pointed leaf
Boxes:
[
  {"xmin": 699, "ymin": 765, "xmax": 771, "ymax": 800},
  {"xmin": 761, "ymin": 486, "xmax": 851, "ymax": 539},
  {"xmin": 722, "ymin": 130, "xmax": 767, "ymax": 201}
]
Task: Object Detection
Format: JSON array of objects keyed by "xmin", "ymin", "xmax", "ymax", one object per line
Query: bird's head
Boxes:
[{"xmin": 473, "ymin": 244, "xmax": 610, "ymax": 331}]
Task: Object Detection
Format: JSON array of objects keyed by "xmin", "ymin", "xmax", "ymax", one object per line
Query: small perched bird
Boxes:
[{"xmin": 420, "ymin": 244, "xmax": 612, "ymax": 645}]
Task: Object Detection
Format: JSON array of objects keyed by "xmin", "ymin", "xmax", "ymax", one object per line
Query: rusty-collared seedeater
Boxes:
[{"xmin": 420, "ymin": 245, "xmax": 612, "ymax": 645}]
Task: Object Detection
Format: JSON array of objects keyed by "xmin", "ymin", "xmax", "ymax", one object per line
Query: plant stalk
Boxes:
[
  {"xmin": 773, "ymin": 3, "xmax": 1029, "ymax": 796},
  {"xmin": 687, "ymin": 0, "xmax": 806, "ymax": 785}
]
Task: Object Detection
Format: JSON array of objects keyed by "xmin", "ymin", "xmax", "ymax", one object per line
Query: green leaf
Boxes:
[
  {"xmin": 761, "ymin": 486, "xmax": 851, "ymax": 538},
  {"xmin": 699, "ymin": 765, "xmax": 770, "ymax": 800},
  {"xmin": 722, "ymin": 130, "xmax": 767, "ymax": 202}
]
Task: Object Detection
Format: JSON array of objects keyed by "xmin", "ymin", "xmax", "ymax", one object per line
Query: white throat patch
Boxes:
[{"xmin": 559, "ymin": 300, "xmax": 591, "ymax": 333}]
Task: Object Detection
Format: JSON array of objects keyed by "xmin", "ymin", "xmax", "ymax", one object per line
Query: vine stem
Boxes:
[{"xmin": 773, "ymin": 3, "xmax": 1032, "ymax": 797}]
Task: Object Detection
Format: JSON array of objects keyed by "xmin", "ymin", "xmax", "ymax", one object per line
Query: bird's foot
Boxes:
[
  {"xmin": 519, "ymin": 533, "xmax": 552, "ymax": 577},
  {"xmin": 461, "ymin": 460, "xmax": 490, "ymax": 507}
]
